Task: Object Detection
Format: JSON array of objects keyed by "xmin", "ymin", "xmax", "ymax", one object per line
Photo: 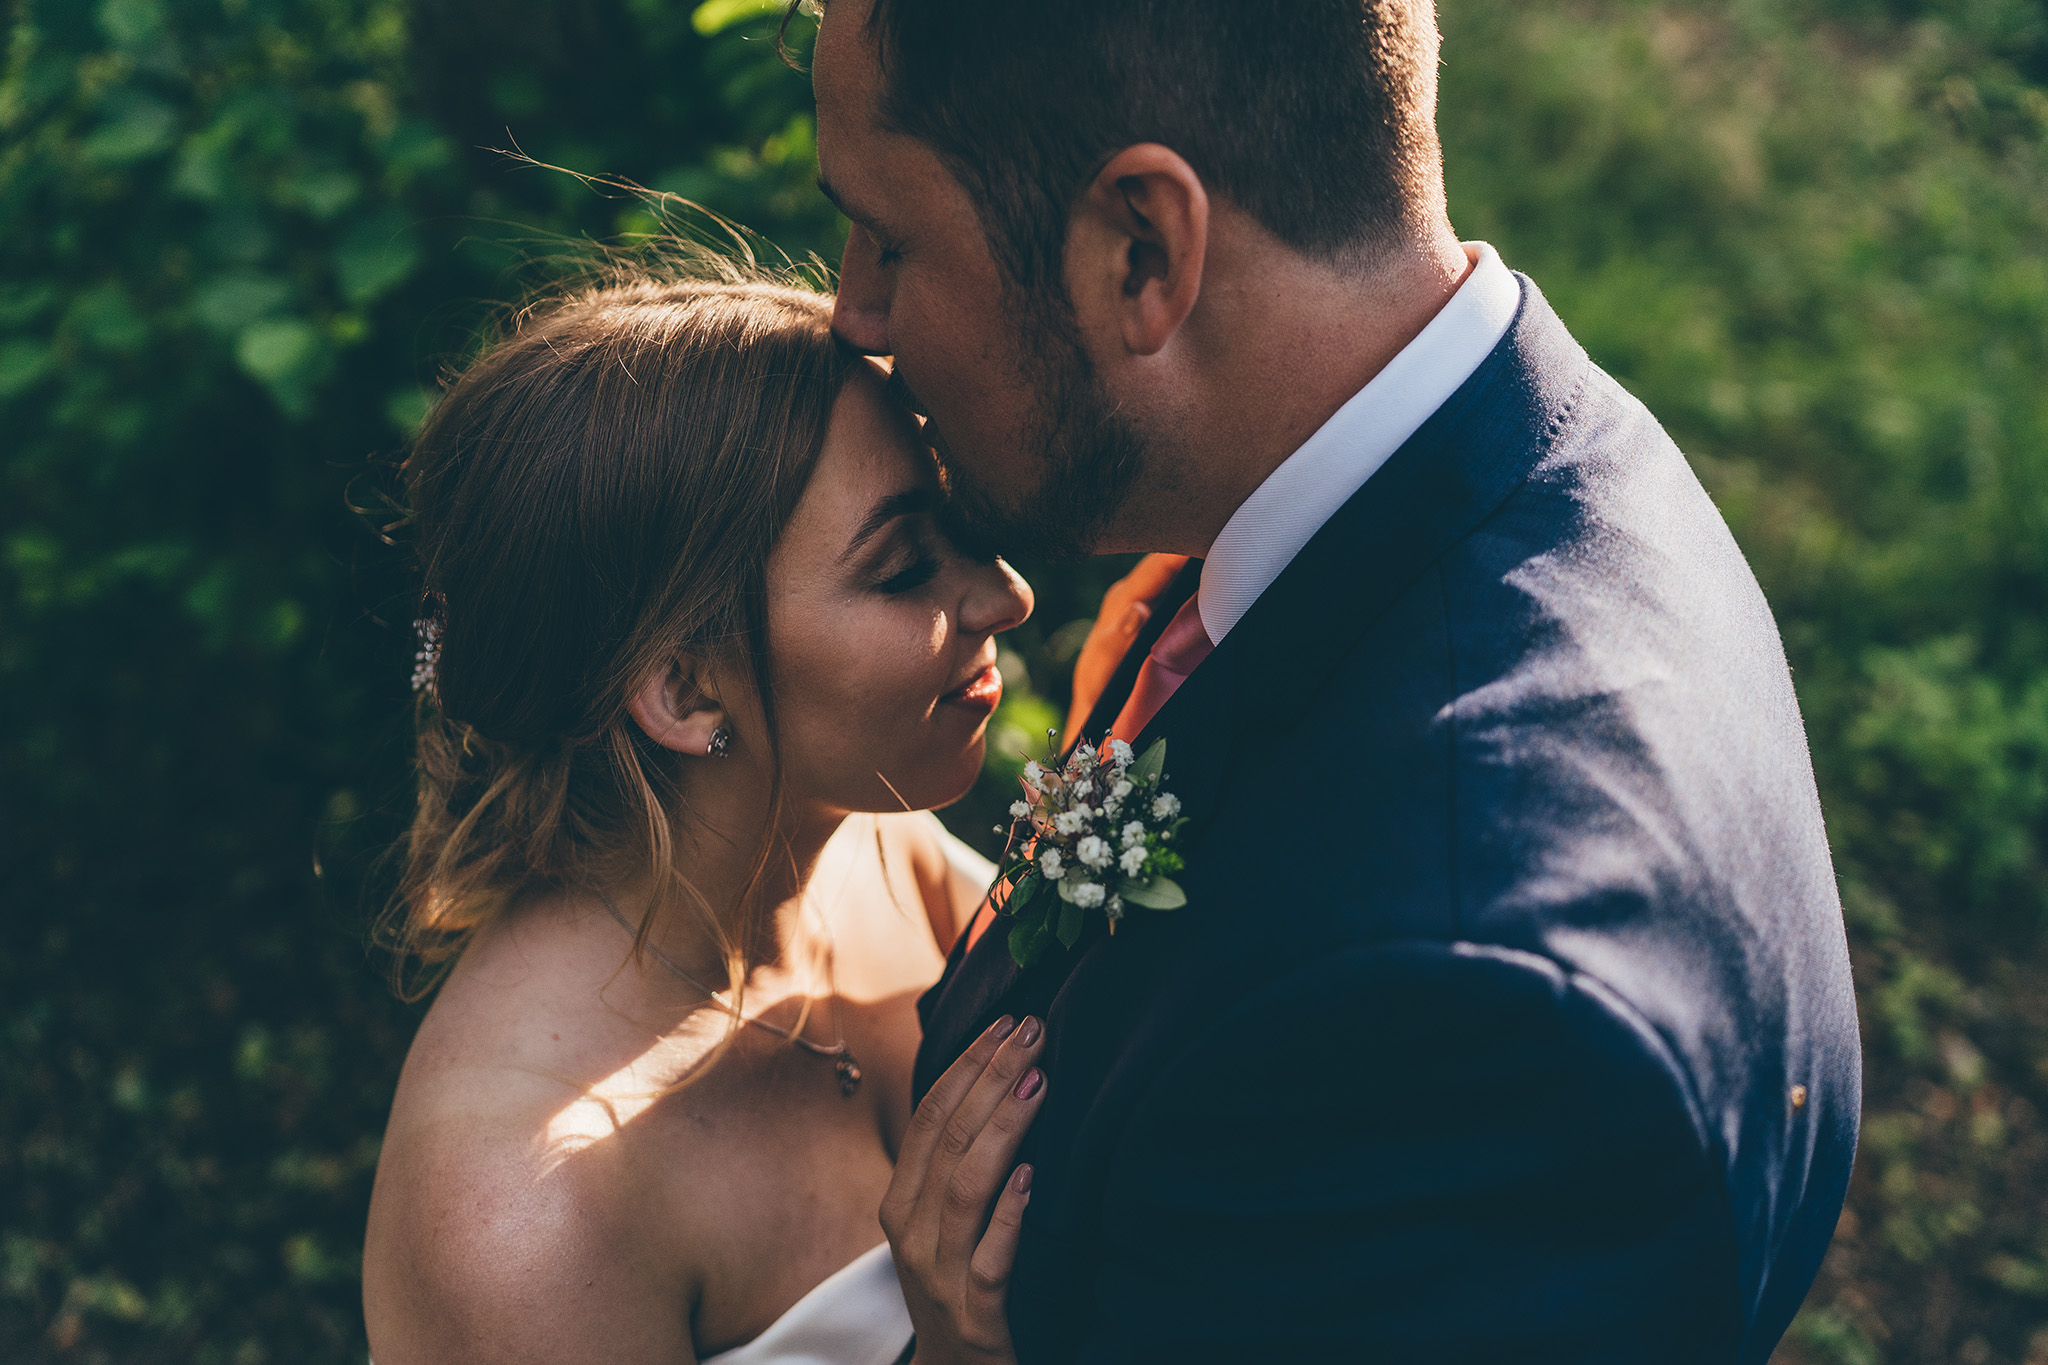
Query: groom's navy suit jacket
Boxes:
[{"xmin": 914, "ymin": 277, "xmax": 1861, "ymax": 1363}]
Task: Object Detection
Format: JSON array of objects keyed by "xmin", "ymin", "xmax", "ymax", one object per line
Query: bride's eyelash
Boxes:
[
  {"xmin": 877, "ymin": 552, "xmax": 940, "ymax": 595},
  {"xmin": 874, "ymin": 523, "xmax": 942, "ymax": 595}
]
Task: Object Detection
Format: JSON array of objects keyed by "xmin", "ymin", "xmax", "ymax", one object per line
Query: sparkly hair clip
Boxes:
[{"xmin": 411, "ymin": 614, "xmax": 443, "ymax": 695}]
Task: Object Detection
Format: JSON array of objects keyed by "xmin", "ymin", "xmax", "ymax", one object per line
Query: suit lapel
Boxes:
[{"xmin": 915, "ymin": 903, "xmax": 1018, "ymax": 1092}]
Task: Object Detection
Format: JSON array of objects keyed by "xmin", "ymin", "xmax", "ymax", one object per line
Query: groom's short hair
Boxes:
[{"xmin": 827, "ymin": 0, "xmax": 1444, "ymax": 305}]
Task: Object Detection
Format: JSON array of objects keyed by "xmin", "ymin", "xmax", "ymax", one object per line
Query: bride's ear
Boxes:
[{"xmin": 627, "ymin": 659, "xmax": 731, "ymax": 758}]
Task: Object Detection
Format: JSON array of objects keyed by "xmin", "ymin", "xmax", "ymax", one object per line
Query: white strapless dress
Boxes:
[
  {"xmin": 368, "ymin": 1247, "xmax": 909, "ymax": 1365},
  {"xmin": 701, "ymin": 1243, "xmax": 913, "ymax": 1365}
]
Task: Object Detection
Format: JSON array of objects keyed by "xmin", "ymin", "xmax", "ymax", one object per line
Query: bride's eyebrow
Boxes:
[{"xmin": 842, "ymin": 487, "xmax": 938, "ymax": 562}]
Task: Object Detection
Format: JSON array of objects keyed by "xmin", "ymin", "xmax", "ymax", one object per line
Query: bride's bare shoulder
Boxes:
[
  {"xmin": 364, "ymin": 1069, "xmax": 698, "ymax": 1364},
  {"xmin": 362, "ymin": 921, "xmax": 703, "ymax": 1364}
]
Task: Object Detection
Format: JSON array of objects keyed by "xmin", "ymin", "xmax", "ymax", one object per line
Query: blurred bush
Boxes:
[
  {"xmin": 0, "ymin": 0, "xmax": 2043, "ymax": 1361},
  {"xmin": 0, "ymin": 1, "xmax": 835, "ymax": 1358}
]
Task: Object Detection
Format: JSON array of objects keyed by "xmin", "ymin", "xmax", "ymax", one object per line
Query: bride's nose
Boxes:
[{"xmin": 961, "ymin": 558, "xmax": 1033, "ymax": 640}]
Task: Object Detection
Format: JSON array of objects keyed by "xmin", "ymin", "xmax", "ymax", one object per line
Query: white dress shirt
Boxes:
[{"xmin": 1197, "ymin": 241, "xmax": 1521, "ymax": 646}]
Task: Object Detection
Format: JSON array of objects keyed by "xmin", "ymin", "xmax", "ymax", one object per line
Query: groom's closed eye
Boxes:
[
  {"xmin": 818, "ymin": 175, "xmax": 906, "ymax": 268},
  {"xmin": 816, "ymin": 174, "xmax": 877, "ymax": 234}
]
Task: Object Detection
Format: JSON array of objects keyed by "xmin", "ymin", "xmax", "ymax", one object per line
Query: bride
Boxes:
[{"xmin": 363, "ymin": 269, "xmax": 1049, "ymax": 1364}]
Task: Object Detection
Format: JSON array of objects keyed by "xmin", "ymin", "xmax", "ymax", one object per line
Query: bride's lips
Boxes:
[{"xmin": 939, "ymin": 662, "xmax": 1002, "ymax": 716}]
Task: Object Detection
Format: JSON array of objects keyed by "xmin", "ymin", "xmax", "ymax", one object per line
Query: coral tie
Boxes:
[{"xmin": 1111, "ymin": 594, "xmax": 1214, "ymax": 743}]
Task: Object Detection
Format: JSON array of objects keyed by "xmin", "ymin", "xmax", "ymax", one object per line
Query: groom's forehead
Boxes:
[
  {"xmin": 814, "ymin": 24, "xmax": 958, "ymax": 226},
  {"xmin": 810, "ymin": 0, "xmax": 881, "ymax": 126},
  {"xmin": 812, "ymin": 1, "xmax": 890, "ymax": 195}
]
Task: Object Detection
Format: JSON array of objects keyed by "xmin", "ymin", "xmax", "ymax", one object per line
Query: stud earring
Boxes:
[{"xmin": 706, "ymin": 726, "xmax": 732, "ymax": 759}]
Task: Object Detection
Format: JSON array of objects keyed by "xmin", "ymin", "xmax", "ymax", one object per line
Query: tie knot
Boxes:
[
  {"xmin": 1109, "ymin": 590, "xmax": 1214, "ymax": 744},
  {"xmin": 1150, "ymin": 595, "xmax": 1214, "ymax": 675}
]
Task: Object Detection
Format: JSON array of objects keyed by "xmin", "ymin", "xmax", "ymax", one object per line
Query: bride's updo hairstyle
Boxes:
[{"xmin": 391, "ymin": 267, "xmax": 855, "ymax": 990}]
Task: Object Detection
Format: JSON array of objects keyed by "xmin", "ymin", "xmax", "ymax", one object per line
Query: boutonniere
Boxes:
[{"xmin": 987, "ymin": 735, "xmax": 1187, "ymax": 968}]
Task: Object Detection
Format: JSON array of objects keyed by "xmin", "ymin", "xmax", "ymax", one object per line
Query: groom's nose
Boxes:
[{"xmin": 833, "ymin": 223, "xmax": 892, "ymax": 355}]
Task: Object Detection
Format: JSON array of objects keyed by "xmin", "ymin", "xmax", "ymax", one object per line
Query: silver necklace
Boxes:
[{"xmin": 595, "ymin": 889, "xmax": 863, "ymax": 1098}]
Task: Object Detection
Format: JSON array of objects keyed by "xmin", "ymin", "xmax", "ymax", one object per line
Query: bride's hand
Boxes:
[{"xmin": 882, "ymin": 1014, "xmax": 1047, "ymax": 1365}]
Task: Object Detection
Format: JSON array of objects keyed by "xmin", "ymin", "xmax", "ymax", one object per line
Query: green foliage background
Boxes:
[{"xmin": 1, "ymin": 0, "xmax": 2043, "ymax": 1360}]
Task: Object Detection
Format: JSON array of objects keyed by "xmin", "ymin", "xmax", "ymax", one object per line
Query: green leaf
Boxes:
[
  {"xmin": 69, "ymin": 282, "xmax": 150, "ymax": 353},
  {"xmin": 235, "ymin": 319, "xmax": 326, "ymax": 414},
  {"xmin": 336, "ymin": 215, "xmax": 421, "ymax": 304},
  {"xmin": 281, "ymin": 166, "xmax": 361, "ymax": 220},
  {"xmin": 0, "ymin": 283, "xmax": 55, "ymax": 328},
  {"xmin": 236, "ymin": 319, "xmax": 320, "ymax": 385},
  {"xmin": 99, "ymin": 0, "xmax": 169, "ymax": 50},
  {"xmin": 0, "ymin": 340, "xmax": 53, "ymax": 400},
  {"xmin": 691, "ymin": 0, "xmax": 784, "ymax": 36},
  {"xmin": 80, "ymin": 95, "xmax": 179, "ymax": 166},
  {"xmin": 1003, "ymin": 871, "xmax": 1041, "ymax": 917},
  {"xmin": 1118, "ymin": 876, "xmax": 1186, "ymax": 910},
  {"xmin": 1055, "ymin": 874, "xmax": 1078, "ymax": 903},
  {"xmin": 1131, "ymin": 739, "xmax": 1168, "ymax": 785},
  {"xmin": 1056, "ymin": 898, "xmax": 1084, "ymax": 949},
  {"xmin": 192, "ymin": 274, "xmax": 292, "ymax": 335},
  {"xmin": 384, "ymin": 386, "xmax": 435, "ymax": 434},
  {"xmin": 1007, "ymin": 908, "xmax": 1054, "ymax": 969},
  {"xmin": 382, "ymin": 120, "xmax": 457, "ymax": 182}
]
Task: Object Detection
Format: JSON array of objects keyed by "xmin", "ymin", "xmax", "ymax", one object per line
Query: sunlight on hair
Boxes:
[{"xmin": 482, "ymin": 137, "xmax": 836, "ymax": 298}]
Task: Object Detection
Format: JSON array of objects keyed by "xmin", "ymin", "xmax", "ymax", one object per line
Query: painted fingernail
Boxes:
[
  {"xmin": 1018, "ymin": 1016, "xmax": 1042, "ymax": 1047},
  {"xmin": 1015, "ymin": 1067, "xmax": 1043, "ymax": 1100},
  {"xmin": 1012, "ymin": 1164, "xmax": 1034, "ymax": 1194},
  {"xmin": 991, "ymin": 1015, "xmax": 1016, "ymax": 1041}
]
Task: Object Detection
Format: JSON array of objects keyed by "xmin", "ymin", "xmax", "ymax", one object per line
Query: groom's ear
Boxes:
[
  {"xmin": 627, "ymin": 658, "xmax": 729, "ymax": 758},
  {"xmin": 1068, "ymin": 144, "xmax": 1208, "ymax": 359}
]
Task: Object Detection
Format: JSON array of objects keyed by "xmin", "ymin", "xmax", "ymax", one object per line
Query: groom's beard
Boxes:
[{"xmin": 921, "ymin": 323, "xmax": 1149, "ymax": 562}]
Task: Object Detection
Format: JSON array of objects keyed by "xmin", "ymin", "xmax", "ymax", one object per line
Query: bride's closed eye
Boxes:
[
  {"xmin": 874, "ymin": 528, "xmax": 942, "ymax": 595},
  {"xmin": 844, "ymin": 485, "xmax": 942, "ymax": 593}
]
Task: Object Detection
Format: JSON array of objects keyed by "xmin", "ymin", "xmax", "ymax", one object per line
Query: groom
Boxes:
[{"xmin": 812, "ymin": 1, "xmax": 1861, "ymax": 1360}]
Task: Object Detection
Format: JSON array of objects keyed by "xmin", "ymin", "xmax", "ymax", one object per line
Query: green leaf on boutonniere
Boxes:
[
  {"xmin": 1056, "ymin": 897, "xmax": 1084, "ymax": 949},
  {"xmin": 1130, "ymin": 738, "xmax": 1168, "ymax": 785},
  {"xmin": 1118, "ymin": 876, "xmax": 1186, "ymax": 910},
  {"xmin": 1005, "ymin": 870, "xmax": 1041, "ymax": 915},
  {"xmin": 1008, "ymin": 907, "xmax": 1055, "ymax": 968},
  {"xmin": 1054, "ymin": 875, "xmax": 1078, "ymax": 903}
]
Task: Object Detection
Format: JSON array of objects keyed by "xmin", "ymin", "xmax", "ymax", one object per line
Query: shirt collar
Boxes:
[{"xmin": 1197, "ymin": 241, "xmax": 1521, "ymax": 645}]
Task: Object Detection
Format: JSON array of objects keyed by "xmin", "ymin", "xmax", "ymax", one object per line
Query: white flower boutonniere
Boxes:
[{"xmin": 987, "ymin": 734, "xmax": 1188, "ymax": 968}]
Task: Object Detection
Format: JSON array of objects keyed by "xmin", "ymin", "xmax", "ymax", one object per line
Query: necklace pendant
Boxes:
[{"xmin": 835, "ymin": 1053, "xmax": 863, "ymax": 1098}]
